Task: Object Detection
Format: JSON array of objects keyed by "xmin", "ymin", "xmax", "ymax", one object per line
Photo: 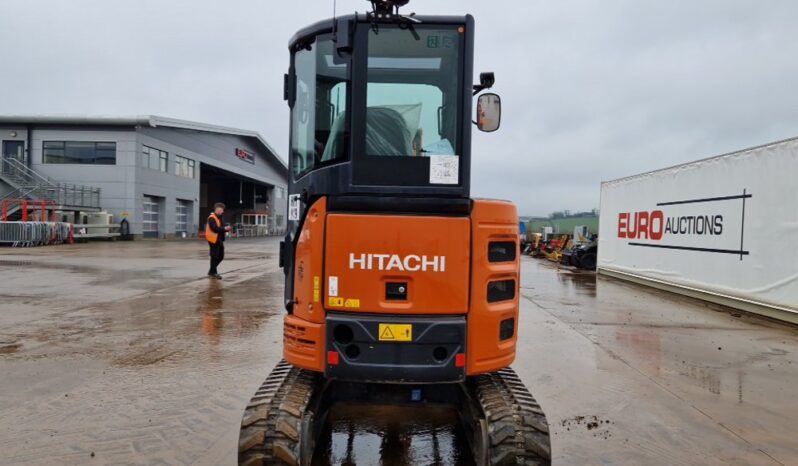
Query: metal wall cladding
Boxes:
[{"xmin": 598, "ymin": 137, "xmax": 798, "ymax": 314}]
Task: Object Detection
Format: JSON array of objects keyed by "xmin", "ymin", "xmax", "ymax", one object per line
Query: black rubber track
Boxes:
[
  {"xmin": 238, "ymin": 360, "xmax": 319, "ymax": 466},
  {"xmin": 471, "ymin": 367, "xmax": 551, "ymax": 465},
  {"xmin": 240, "ymin": 362, "xmax": 550, "ymax": 465}
]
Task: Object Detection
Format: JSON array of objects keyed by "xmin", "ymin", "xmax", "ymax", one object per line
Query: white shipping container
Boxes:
[{"xmin": 598, "ymin": 137, "xmax": 798, "ymax": 323}]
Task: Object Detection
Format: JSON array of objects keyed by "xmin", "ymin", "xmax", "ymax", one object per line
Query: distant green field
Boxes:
[{"xmin": 526, "ymin": 216, "xmax": 599, "ymax": 236}]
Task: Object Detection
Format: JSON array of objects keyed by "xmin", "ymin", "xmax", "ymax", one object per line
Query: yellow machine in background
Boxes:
[{"xmin": 541, "ymin": 234, "xmax": 571, "ymax": 262}]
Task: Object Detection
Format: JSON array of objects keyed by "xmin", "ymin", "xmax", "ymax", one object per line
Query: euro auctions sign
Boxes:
[
  {"xmin": 598, "ymin": 137, "xmax": 798, "ymax": 316},
  {"xmin": 616, "ymin": 190, "xmax": 750, "ymax": 260}
]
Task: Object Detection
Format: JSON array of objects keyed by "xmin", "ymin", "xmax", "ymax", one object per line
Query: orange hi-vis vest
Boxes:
[{"xmin": 206, "ymin": 213, "xmax": 221, "ymax": 244}]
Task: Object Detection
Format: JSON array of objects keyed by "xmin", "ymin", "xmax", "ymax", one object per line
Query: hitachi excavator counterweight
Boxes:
[{"xmin": 239, "ymin": 1, "xmax": 551, "ymax": 464}]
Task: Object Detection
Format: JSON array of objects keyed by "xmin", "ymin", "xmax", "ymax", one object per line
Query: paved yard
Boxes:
[{"xmin": 0, "ymin": 238, "xmax": 795, "ymax": 465}]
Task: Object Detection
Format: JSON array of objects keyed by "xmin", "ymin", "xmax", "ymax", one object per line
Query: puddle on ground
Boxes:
[{"xmin": 313, "ymin": 404, "xmax": 475, "ymax": 466}]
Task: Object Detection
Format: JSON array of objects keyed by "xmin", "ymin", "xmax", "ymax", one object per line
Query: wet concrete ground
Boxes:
[
  {"xmin": 0, "ymin": 238, "xmax": 796, "ymax": 465},
  {"xmin": 517, "ymin": 260, "xmax": 797, "ymax": 466},
  {"xmin": 312, "ymin": 405, "xmax": 473, "ymax": 466}
]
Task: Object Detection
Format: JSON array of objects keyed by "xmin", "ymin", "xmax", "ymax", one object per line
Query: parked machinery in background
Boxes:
[
  {"xmin": 541, "ymin": 234, "xmax": 571, "ymax": 263},
  {"xmin": 560, "ymin": 225, "xmax": 589, "ymax": 266},
  {"xmin": 571, "ymin": 235, "xmax": 598, "ymax": 270},
  {"xmin": 519, "ymin": 220, "xmax": 528, "ymax": 251},
  {"xmin": 525, "ymin": 231, "xmax": 542, "ymax": 255}
]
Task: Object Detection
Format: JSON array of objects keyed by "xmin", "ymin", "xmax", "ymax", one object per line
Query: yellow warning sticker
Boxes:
[
  {"xmin": 328, "ymin": 297, "xmax": 344, "ymax": 307},
  {"xmin": 378, "ymin": 324, "xmax": 412, "ymax": 342},
  {"xmin": 344, "ymin": 298, "xmax": 360, "ymax": 309},
  {"xmin": 313, "ymin": 276, "xmax": 320, "ymax": 303}
]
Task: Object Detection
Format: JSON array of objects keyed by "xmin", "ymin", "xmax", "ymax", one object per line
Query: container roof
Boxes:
[{"xmin": 601, "ymin": 134, "xmax": 798, "ymax": 186}]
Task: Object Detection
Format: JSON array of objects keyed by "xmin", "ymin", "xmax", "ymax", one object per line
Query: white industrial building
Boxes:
[{"xmin": 0, "ymin": 115, "xmax": 288, "ymax": 239}]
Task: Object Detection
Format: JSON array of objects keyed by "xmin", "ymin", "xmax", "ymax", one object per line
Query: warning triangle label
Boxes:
[{"xmin": 380, "ymin": 326, "xmax": 395, "ymax": 340}]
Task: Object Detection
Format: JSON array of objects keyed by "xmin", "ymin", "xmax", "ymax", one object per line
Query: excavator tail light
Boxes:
[
  {"xmin": 455, "ymin": 353, "xmax": 466, "ymax": 368},
  {"xmin": 327, "ymin": 351, "xmax": 340, "ymax": 365}
]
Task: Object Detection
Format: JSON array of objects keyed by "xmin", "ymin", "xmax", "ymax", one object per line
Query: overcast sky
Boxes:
[{"xmin": 2, "ymin": 0, "xmax": 797, "ymax": 216}]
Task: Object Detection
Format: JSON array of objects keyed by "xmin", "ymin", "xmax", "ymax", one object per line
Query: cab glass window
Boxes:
[
  {"xmin": 366, "ymin": 26, "xmax": 462, "ymax": 157},
  {"xmin": 291, "ymin": 37, "xmax": 349, "ymax": 179}
]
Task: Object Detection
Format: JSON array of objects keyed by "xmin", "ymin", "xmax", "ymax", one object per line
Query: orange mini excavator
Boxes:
[{"xmin": 239, "ymin": 1, "xmax": 551, "ymax": 464}]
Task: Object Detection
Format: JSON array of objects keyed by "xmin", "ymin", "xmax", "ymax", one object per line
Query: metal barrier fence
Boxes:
[
  {"xmin": 232, "ymin": 224, "xmax": 287, "ymax": 238},
  {"xmin": 0, "ymin": 222, "xmax": 73, "ymax": 247},
  {"xmin": 233, "ymin": 224, "xmax": 271, "ymax": 237}
]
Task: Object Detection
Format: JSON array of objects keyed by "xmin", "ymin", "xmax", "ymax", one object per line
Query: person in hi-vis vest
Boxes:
[{"xmin": 206, "ymin": 202, "xmax": 231, "ymax": 279}]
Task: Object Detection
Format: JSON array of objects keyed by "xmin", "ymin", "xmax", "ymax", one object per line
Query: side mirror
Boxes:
[{"xmin": 476, "ymin": 93, "xmax": 501, "ymax": 133}]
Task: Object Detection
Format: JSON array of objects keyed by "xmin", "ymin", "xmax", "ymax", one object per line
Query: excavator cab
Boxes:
[
  {"xmin": 286, "ymin": 7, "xmax": 471, "ymax": 190},
  {"xmin": 240, "ymin": 2, "xmax": 550, "ymax": 464}
]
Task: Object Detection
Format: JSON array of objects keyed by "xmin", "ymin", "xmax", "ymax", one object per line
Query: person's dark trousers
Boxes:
[{"xmin": 209, "ymin": 242, "xmax": 225, "ymax": 275}]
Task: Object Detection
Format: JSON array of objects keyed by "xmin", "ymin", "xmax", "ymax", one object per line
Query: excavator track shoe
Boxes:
[
  {"xmin": 471, "ymin": 367, "xmax": 551, "ymax": 465},
  {"xmin": 239, "ymin": 360, "xmax": 319, "ymax": 466}
]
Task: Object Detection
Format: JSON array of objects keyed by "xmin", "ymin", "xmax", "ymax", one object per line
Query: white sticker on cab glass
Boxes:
[{"xmin": 429, "ymin": 155, "xmax": 459, "ymax": 185}]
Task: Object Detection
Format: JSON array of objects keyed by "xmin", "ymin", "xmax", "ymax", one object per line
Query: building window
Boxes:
[
  {"xmin": 43, "ymin": 141, "xmax": 116, "ymax": 165},
  {"xmin": 276, "ymin": 214, "xmax": 284, "ymax": 227},
  {"xmin": 175, "ymin": 155, "xmax": 195, "ymax": 178},
  {"xmin": 241, "ymin": 213, "xmax": 268, "ymax": 226},
  {"xmin": 276, "ymin": 187, "xmax": 285, "ymax": 199},
  {"xmin": 142, "ymin": 146, "xmax": 168, "ymax": 172}
]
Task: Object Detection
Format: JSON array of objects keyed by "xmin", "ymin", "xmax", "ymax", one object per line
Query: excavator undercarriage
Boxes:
[{"xmin": 239, "ymin": 361, "xmax": 550, "ymax": 465}]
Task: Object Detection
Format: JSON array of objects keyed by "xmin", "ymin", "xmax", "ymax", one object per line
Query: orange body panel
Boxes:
[
  {"xmin": 283, "ymin": 314, "xmax": 325, "ymax": 372},
  {"xmin": 283, "ymin": 198, "xmax": 327, "ymax": 371},
  {"xmin": 291, "ymin": 198, "xmax": 327, "ymax": 325},
  {"xmin": 324, "ymin": 214, "xmax": 471, "ymax": 314},
  {"xmin": 466, "ymin": 199, "xmax": 520, "ymax": 375},
  {"xmin": 283, "ymin": 196, "xmax": 521, "ymax": 376}
]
